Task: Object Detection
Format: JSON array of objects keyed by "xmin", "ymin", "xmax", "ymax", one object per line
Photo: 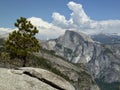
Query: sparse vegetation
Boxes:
[
  {"xmin": 104, "ymin": 48, "xmax": 113, "ymax": 54},
  {"xmin": 41, "ymin": 48, "xmax": 66, "ymax": 60},
  {"xmin": 0, "ymin": 38, "xmax": 4, "ymax": 45},
  {"xmin": 40, "ymin": 48, "xmax": 55, "ymax": 55},
  {"xmin": 0, "ymin": 50, "xmax": 70, "ymax": 81},
  {"xmin": 56, "ymin": 44, "xmax": 62, "ymax": 49},
  {"xmin": 28, "ymin": 54, "xmax": 70, "ymax": 81},
  {"xmin": 64, "ymin": 47, "xmax": 73, "ymax": 54},
  {"xmin": 96, "ymin": 79, "xmax": 120, "ymax": 90}
]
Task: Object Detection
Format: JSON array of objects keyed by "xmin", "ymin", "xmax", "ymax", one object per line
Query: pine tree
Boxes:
[{"xmin": 5, "ymin": 17, "xmax": 40, "ymax": 67}]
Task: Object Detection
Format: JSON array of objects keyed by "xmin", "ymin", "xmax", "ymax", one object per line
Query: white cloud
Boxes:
[
  {"xmin": 52, "ymin": 1, "xmax": 120, "ymax": 35},
  {"xmin": 67, "ymin": 1, "xmax": 91, "ymax": 25},
  {"xmin": 52, "ymin": 12, "xmax": 74, "ymax": 29},
  {"xmin": 0, "ymin": 28, "xmax": 13, "ymax": 34},
  {"xmin": 1, "ymin": 1, "xmax": 120, "ymax": 40},
  {"xmin": 0, "ymin": 28, "xmax": 14, "ymax": 38},
  {"xmin": 99, "ymin": 20, "xmax": 120, "ymax": 33},
  {"xmin": 28, "ymin": 17, "xmax": 65, "ymax": 39},
  {"xmin": 28, "ymin": 17, "xmax": 51, "ymax": 29},
  {"xmin": 51, "ymin": 1, "xmax": 97, "ymax": 33},
  {"xmin": 52, "ymin": 12, "xmax": 68, "ymax": 28}
]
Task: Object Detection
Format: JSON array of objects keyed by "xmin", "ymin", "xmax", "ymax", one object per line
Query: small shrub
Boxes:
[{"xmin": 104, "ymin": 48, "xmax": 113, "ymax": 54}]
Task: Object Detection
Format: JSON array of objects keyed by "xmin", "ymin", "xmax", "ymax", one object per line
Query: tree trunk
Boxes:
[{"xmin": 22, "ymin": 57, "xmax": 26, "ymax": 67}]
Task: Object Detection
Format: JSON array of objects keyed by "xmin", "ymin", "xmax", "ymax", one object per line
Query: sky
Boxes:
[{"xmin": 0, "ymin": 0, "xmax": 120, "ymax": 39}]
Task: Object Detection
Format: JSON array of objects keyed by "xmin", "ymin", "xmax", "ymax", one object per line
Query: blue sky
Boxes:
[
  {"xmin": 0, "ymin": 0, "xmax": 120, "ymax": 28},
  {"xmin": 0, "ymin": 0, "xmax": 120, "ymax": 39}
]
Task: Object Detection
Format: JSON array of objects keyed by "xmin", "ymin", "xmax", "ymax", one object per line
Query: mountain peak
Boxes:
[{"xmin": 64, "ymin": 30, "xmax": 94, "ymax": 43}]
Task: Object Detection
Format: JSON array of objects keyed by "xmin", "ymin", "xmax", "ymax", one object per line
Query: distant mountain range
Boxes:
[{"xmin": 91, "ymin": 33, "xmax": 120, "ymax": 44}]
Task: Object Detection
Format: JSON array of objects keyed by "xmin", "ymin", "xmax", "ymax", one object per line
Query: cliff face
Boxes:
[
  {"xmin": 42, "ymin": 30, "xmax": 95, "ymax": 63},
  {"xmin": 42, "ymin": 30, "xmax": 120, "ymax": 84}
]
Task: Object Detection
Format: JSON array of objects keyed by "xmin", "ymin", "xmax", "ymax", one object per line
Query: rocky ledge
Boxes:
[{"xmin": 0, "ymin": 67, "xmax": 75, "ymax": 90}]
